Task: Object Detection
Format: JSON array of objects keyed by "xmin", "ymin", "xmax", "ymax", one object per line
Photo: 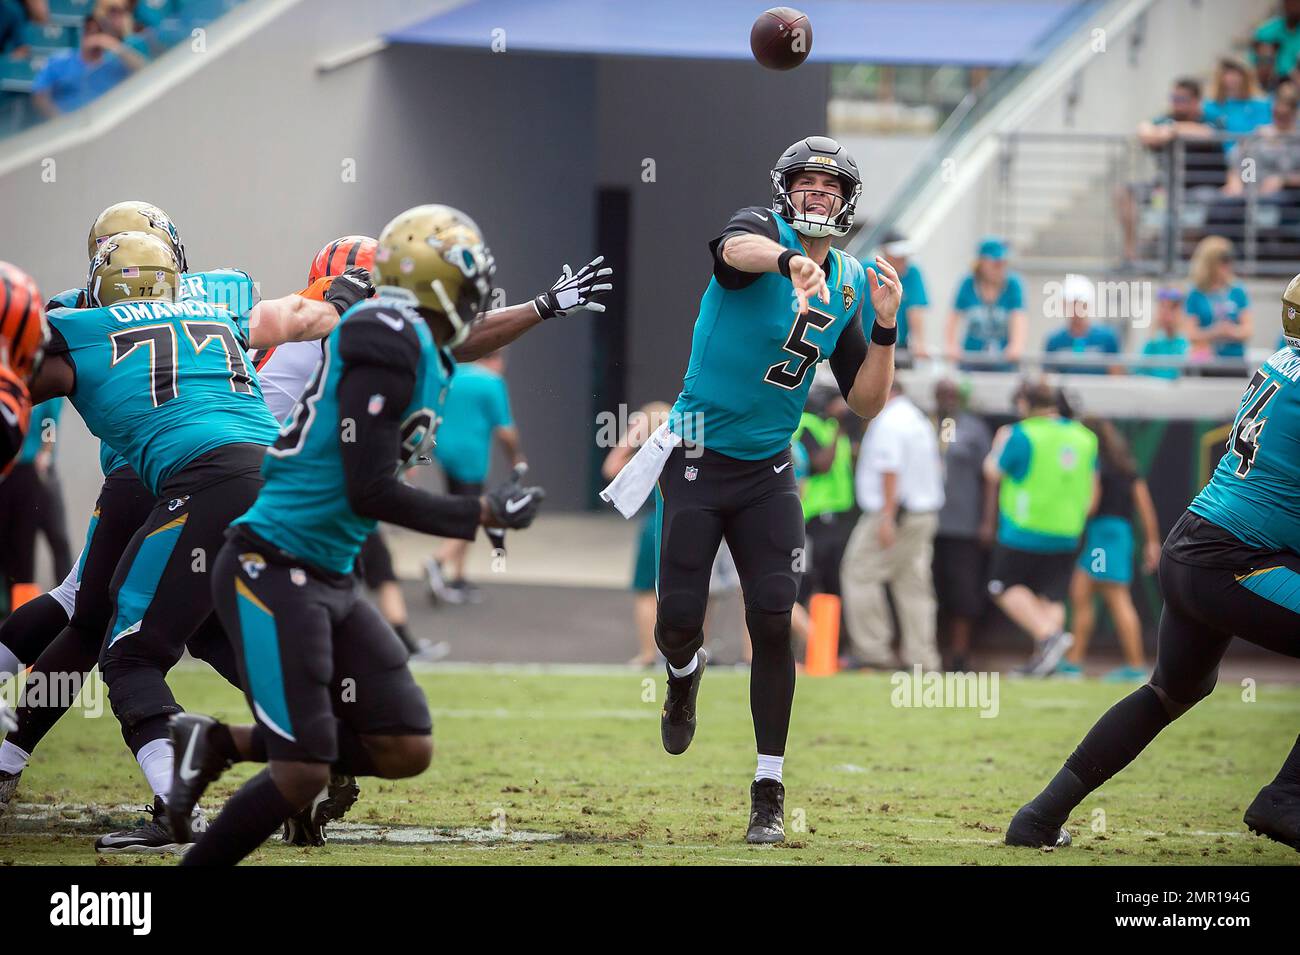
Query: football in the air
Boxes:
[{"xmin": 750, "ymin": 6, "xmax": 813, "ymax": 71}]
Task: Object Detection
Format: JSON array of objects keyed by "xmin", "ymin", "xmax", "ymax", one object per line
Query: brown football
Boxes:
[{"xmin": 750, "ymin": 6, "xmax": 812, "ymax": 71}]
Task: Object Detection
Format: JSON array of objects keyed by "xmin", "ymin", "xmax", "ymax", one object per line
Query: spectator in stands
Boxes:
[
  {"xmin": 840, "ymin": 381, "xmax": 944, "ymax": 671},
  {"xmin": 944, "ymin": 236, "xmax": 1026, "ymax": 370},
  {"xmin": 30, "ymin": 7, "xmax": 148, "ymax": 118},
  {"xmin": 1043, "ymin": 274, "xmax": 1122, "ymax": 375},
  {"xmin": 984, "ymin": 380, "xmax": 1098, "ymax": 677},
  {"xmin": 1137, "ymin": 286, "xmax": 1191, "ymax": 379},
  {"xmin": 1118, "ymin": 78, "xmax": 1225, "ymax": 264},
  {"xmin": 875, "ymin": 232, "xmax": 930, "ymax": 362},
  {"xmin": 1255, "ymin": 0, "xmax": 1300, "ymax": 76},
  {"xmin": 1204, "ymin": 56, "xmax": 1271, "ymax": 135},
  {"xmin": 1185, "ymin": 235, "xmax": 1253, "ymax": 376},
  {"xmin": 1224, "ymin": 86, "xmax": 1300, "ymax": 202},
  {"xmin": 1253, "ymin": 39, "xmax": 1284, "ymax": 93},
  {"xmin": 1059, "ymin": 418, "xmax": 1159, "ymax": 683},
  {"xmin": 932, "ymin": 378, "xmax": 992, "ymax": 672}
]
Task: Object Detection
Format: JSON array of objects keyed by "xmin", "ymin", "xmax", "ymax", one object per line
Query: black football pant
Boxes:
[
  {"xmin": 654, "ymin": 444, "xmax": 805, "ymax": 756},
  {"xmin": 99, "ymin": 444, "xmax": 262, "ymax": 756}
]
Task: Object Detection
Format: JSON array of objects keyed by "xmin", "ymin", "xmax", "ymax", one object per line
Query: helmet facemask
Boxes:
[{"xmin": 771, "ymin": 167, "xmax": 861, "ymax": 238}]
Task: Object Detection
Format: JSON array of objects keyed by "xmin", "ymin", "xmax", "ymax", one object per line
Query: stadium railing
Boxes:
[{"xmin": 994, "ymin": 130, "xmax": 1300, "ymax": 278}]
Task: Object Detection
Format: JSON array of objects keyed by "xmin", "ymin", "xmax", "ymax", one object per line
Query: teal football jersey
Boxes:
[
  {"xmin": 235, "ymin": 295, "xmax": 453, "ymax": 575},
  {"xmin": 1190, "ymin": 348, "xmax": 1300, "ymax": 553},
  {"xmin": 48, "ymin": 269, "xmax": 261, "ymax": 477},
  {"xmin": 46, "ymin": 290, "xmax": 277, "ymax": 496},
  {"xmin": 671, "ymin": 210, "xmax": 867, "ymax": 459}
]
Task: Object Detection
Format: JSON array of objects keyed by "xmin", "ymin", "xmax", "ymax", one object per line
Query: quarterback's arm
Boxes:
[
  {"xmin": 829, "ymin": 257, "xmax": 901, "ymax": 420},
  {"xmin": 336, "ymin": 320, "xmax": 483, "ymax": 541}
]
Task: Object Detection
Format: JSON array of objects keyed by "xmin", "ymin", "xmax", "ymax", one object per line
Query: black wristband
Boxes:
[
  {"xmin": 870, "ymin": 321, "xmax": 898, "ymax": 347},
  {"xmin": 777, "ymin": 248, "xmax": 798, "ymax": 279}
]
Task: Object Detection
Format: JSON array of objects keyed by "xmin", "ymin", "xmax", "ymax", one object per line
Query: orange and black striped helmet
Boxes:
[
  {"xmin": 308, "ymin": 235, "xmax": 377, "ymax": 285},
  {"xmin": 0, "ymin": 261, "xmax": 47, "ymax": 383}
]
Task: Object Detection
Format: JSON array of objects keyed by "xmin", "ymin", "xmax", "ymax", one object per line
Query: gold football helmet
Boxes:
[
  {"xmin": 373, "ymin": 204, "xmax": 494, "ymax": 347},
  {"xmin": 87, "ymin": 200, "xmax": 187, "ymax": 272},
  {"xmin": 87, "ymin": 232, "xmax": 181, "ymax": 307},
  {"xmin": 1284, "ymin": 273, "xmax": 1300, "ymax": 350}
]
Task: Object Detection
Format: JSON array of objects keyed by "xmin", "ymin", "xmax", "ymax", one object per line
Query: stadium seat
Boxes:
[
  {"xmin": 0, "ymin": 54, "xmax": 36, "ymax": 92},
  {"xmin": 20, "ymin": 21, "xmax": 77, "ymax": 54}
]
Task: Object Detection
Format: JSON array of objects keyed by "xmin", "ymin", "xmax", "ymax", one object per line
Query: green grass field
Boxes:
[{"xmin": 2, "ymin": 665, "xmax": 1297, "ymax": 865}]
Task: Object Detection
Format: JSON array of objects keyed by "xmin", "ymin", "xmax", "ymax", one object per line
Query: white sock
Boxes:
[
  {"xmin": 755, "ymin": 753, "xmax": 784, "ymax": 783},
  {"xmin": 0, "ymin": 643, "xmax": 21, "ymax": 682},
  {"xmin": 668, "ymin": 654, "xmax": 699, "ymax": 679},
  {"xmin": 136, "ymin": 737, "xmax": 174, "ymax": 804},
  {"xmin": 0, "ymin": 739, "xmax": 30, "ymax": 775}
]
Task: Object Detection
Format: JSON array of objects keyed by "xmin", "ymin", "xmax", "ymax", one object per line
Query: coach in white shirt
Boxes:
[{"xmin": 840, "ymin": 382, "xmax": 945, "ymax": 670}]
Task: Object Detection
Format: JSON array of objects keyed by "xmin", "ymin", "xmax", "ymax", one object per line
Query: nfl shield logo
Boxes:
[
  {"xmin": 684, "ymin": 466, "xmax": 698, "ymax": 482},
  {"xmin": 290, "ymin": 568, "xmax": 307, "ymax": 587}
]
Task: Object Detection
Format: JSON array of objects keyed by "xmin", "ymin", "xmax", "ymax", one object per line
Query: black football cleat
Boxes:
[
  {"xmin": 661, "ymin": 649, "xmax": 707, "ymax": 755},
  {"xmin": 282, "ymin": 774, "xmax": 361, "ymax": 846},
  {"xmin": 95, "ymin": 796, "xmax": 205, "ymax": 854},
  {"xmin": 746, "ymin": 778, "xmax": 786, "ymax": 844},
  {"xmin": 0, "ymin": 768, "xmax": 21, "ymax": 819},
  {"xmin": 1244, "ymin": 783, "xmax": 1300, "ymax": 851},
  {"xmin": 1005, "ymin": 802, "xmax": 1072, "ymax": 848},
  {"xmin": 167, "ymin": 713, "xmax": 232, "ymax": 842}
]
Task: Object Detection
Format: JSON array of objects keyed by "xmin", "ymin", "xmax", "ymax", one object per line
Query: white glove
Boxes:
[{"xmin": 533, "ymin": 256, "xmax": 614, "ymax": 319}]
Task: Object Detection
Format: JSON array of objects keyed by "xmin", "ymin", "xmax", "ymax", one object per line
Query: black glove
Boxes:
[
  {"xmin": 533, "ymin": 256, "xmax": 614, "ymax": 320},
  {"xmin": 324, "ymin": 267, "xmax": 374, "ymax": 317},
  {"xmin": 484, "ymin": 470, "xmax": 545, "ymax": 530}
]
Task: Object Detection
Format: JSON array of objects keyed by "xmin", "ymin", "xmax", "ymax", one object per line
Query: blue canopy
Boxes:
[{"xmin": 388, "ymin": 0, "xmax": 1090, "ymax": 67}]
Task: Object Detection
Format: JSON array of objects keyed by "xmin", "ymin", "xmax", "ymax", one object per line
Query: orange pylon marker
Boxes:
[{"xmin": 805, "ymin": 593, "xmax": 841, "ymax": 676}]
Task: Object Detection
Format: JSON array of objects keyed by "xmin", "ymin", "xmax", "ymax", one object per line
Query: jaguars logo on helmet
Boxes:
[
  {"xmin": 373, "ymin": 205, "xmax": 494, "ymax": 348},
  {"xmin": 87, "ymin": 200, "xmax": 187, "ymax": 272},
  {"xmin": 770, "ymin": 136, "xmax": 863, "ymax": 239},
  {"xmin": 1283, "ymin": 272, "xmax": 1300, "ymax": 350},
  {"xmin": 87, "ymin": 232, "xmax": 181, "ymax": 307}
]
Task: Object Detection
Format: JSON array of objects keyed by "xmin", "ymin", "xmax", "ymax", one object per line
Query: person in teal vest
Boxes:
[
  {"xmin": 1008, "ymin": 271, "xmax": 1300, "ymax": 852},
  {"xmin": 984, "ymin": 380, "xmax": 1098, "ymax": 677}
]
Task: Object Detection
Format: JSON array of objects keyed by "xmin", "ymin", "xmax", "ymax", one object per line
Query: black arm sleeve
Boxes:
[
  {"xmin": 335, "ymin": 312, "xmax": 481, "ymax": 541},
  {"xmin": 827, "ymin": 304, "xmax": 868, "ymax": 400},
  {"xmin": 708, "ymin": 206, "xmax": 783, "ymax": 291}
]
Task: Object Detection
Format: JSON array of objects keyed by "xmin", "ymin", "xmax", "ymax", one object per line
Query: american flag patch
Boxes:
[{"xmin": 121, "ymin": 267, "xmax": 139, "ymax": 277}]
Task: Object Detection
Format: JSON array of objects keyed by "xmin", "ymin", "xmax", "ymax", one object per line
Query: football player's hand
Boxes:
[
  {"xmin": 1143, "ymin": 539, "xmax": 1161, "ymax": 574},
  {"xmin": 867, "ymin": 255, "xmax": 901, "ymax": 325},
  {"xmin": 481, "ymin": 470, "xmax": 545, "ymax": 530},
  {"xmin": 789, "ymin": 254, "xmax": 829, "ymax": 314},
  {"xmin": 533, "ymin": 256, "xmax": 614, "ymax": 320},
  {"xmin": 323, "ymin": 268, "xmax": 374, "ymax": 317}
]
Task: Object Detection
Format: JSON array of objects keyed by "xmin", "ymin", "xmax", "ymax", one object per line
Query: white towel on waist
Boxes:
[{"xmin": 599, "ymin": 422, "xmax": 681, "ymax": 519}]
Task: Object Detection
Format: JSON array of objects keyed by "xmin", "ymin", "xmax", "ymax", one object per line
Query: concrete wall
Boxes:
[{"xmin": 593, "ymin": 56, "xmax": 832, "ymax": 410}]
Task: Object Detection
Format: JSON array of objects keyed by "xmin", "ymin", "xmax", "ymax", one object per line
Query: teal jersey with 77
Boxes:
[
  {"xmin": 235, "ymin": 295, "xmax": 454, "ymax": 575},
  {"xmin": 1190, "ymin": 347, "xmax": 1300, "ymax": 553},
  {"xmin": 671, "ymin": 208, "xmax": 867, "ymax": 459},
  {"xmin": 45, "ymin": 290, "xmax": 277, "ymax": 496},
  {"xmin": 47, "ymin": 268, "xmax": 261, "ymax": 477}
]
